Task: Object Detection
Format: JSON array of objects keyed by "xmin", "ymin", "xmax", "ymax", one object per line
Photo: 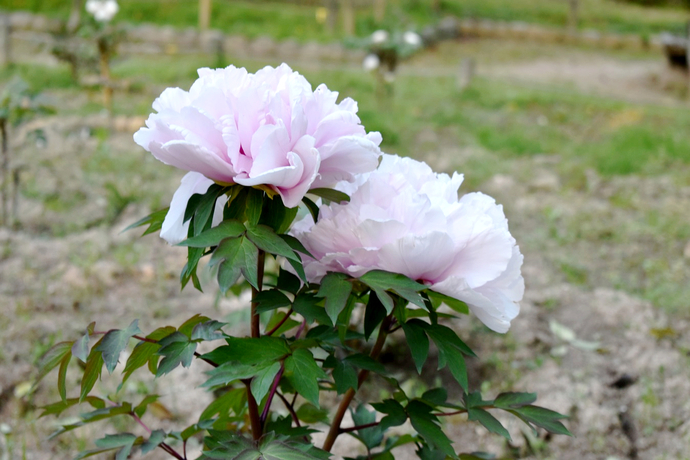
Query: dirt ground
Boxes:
[{"xmin": 1, "ymin": 39, "xmax": 689, "ymax": 460}]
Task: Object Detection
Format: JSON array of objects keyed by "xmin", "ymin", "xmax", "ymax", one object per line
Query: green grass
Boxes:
[{"xmin": 2, "ymin": 0, "xmax": 687, "ymax": 42}]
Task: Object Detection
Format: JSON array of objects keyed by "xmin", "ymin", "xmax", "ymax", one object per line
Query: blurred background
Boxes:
[{"xmin": 1, "ymin": 0, "xmax": 690, "ymax": 458}]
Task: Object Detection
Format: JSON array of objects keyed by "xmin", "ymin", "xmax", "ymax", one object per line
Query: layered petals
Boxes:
[{"xmin": 291, "ymin": 154, "xmax": 524, "ymax": 333}]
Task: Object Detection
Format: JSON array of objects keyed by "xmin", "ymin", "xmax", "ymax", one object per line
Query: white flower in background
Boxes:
[
  {"xmin": 371, "ymin": 30, "xmax": 389, "ymax": 44},
  {"xmin": 86, "ymin": 0, "xmax": 119, "ymax": 22},
  {"xmin": 403, "ymin": 31, "xmax": 422, "ymax": 47},
  {"xmin": 362, "ymin": 54, "xmax": 380, "ymax": 72},
  {"xmin": 291, "ymin": 154, "xmax": 525, "ymax": 333}
]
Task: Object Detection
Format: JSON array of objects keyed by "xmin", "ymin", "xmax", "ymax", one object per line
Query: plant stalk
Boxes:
[
  {"xmin": 246, "ymin": 248, "xmax": 265, "ymax": 439},
  {"xmin": 322, "ymin": 315, "xmax": 391, "ymax": 452}
]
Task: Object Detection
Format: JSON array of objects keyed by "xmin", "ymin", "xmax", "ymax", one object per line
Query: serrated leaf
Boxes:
[
  {"xmin": 40, "ymin": 396, "xmax": 104, "ymax": 418},
  {"xmin": 246, "ymin": 224, "xmax": 300, "ymax": 262},
  {"xmin": 509, "ymin": 405, "xmax": 572, "ymax": 436},
  {"xmin": 211, "ymin": 236, "xmax": 260, "ymax": 291},
  {"xmin": 191, "ymin": 320, "xmax": 227, "ymax": 341},
  {"xmin": 359, "ymin": 270, "xmax": 426, "ymax": 308},
  {"xmin": 141, "ymin": 429, "xmax": 166, "ymax": 455},
  {"xmin": 317, "ymin": 272, "xmax": 352, "ymax": 324},
  {"xmin": 372, "ymin": 399, "xmax": 407, "ymax": 431},
  {"xmin": 123, "ymin": 207, "xmax": 168, "ymax": 236},
  {"xmin": 402, "ymin": 320, "xmax": 429, "ymax": 374},
  {"xmin": 493, "ymin": 392, "xmax": 537, "ymax": 409},
  {"xmin": 96, "ymin": 320, "xmax": 141, "ymax": 373},
  {"xmin": 407, "ymin": 400, "xmax": 456, "ymax": 459},
  {"xmin": 92, "ymin": 433, "xmax": 139, "ymax": 460},
  {"xmin": 292, "ymin": 292, "xmax": 331, "ymax": 325},
  {"xmin": 179, "ymin": 315, "xmax": 212, "ymax": 338},
  {"xmin": 344, "ymin": 354, "xmax": 386, "ymax": 375},
  {"xmin": 284, "ymin": 349, "xmax": 327, "ymax": 407},
  {"xmin": 203, "ymin": 336, "xmax": 290, "ymax": 367},
  {"xmin": 202, "ymin": 361, "xmax": 273, "ymax": 388},
  {"xmin": 276, "ymin": 269, "xmax": 301, "ymax": 295},
  {"xmin": 35, "ymin": 341, "xmax": 73, "ymax": 386},
  {"xmin": 156, "ymin": 332, "xmax": 196, "ymax": 376},
  {"xmin": 421, "ymin": 388, "xmax": 447, "ymax": 406},
  {"xmin": 254, "ymin": 289, "xmax": 292, "ymax": 314},
  {"xmin": 468, "ymin": 407, "xmax": 511, "ymax": 440},
  {"xmin": 308, "ymin": 188, "xmax": 350, "ymax": 203},
  {"xmin": 251, "ymin": 361, "xmax": 281, "ymax": 403},
  {"xmin": 121, "ymin": 326, "xmax": 175, "ymax": 385},
  {"xmin": 333, "ymin": 360, "xmax": 357, "ymax": 394},
  {"xmin": 134, "ymin": 394, "xmax": 160, "ymax": 418},
  {"xmin": 351, "ymin": 404, "xmax": 383, "ymax": 450},
  {"xmin": 179, "ymin": 219, "xmax": 245, "ymax": 248},
  {"xmin": 279, "ymin": 234, "xmax": 314, "ymax": 259},
  {"xmin": 199, "ymin": 388, "xmax": 246, "ymax": 422}
]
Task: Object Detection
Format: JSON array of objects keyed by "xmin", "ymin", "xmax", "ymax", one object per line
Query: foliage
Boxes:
[{"xmin": 38, "ymin": 184, "xmax": 571, "ymax": 459}]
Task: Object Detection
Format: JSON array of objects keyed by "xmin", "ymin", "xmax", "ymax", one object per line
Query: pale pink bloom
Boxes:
[
  {"xmin": 85, "ymin": 0, "xmax": 118, "ymax": 22},
  {"xmin": 160, "ymin": 172, "xmax": 228, "ymax": 245},
  {"xmin": 291, "ymin": 154, "xmax": 524, "ymax": 333},
  {"xmin": 134, "ymin": 64, "xmax": 381, "ymax": 209}
]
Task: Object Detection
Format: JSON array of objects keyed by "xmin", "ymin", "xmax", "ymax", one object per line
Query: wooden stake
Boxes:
[
  {"xmin": 341, "ymin": 0, "xmax": 355, "ymax": 36},
  {"xmin": 199, "ymin": 0, "xmax": 211, "ymax": 31}
]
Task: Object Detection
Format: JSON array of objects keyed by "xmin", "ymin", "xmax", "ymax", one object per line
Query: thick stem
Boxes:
[
  {"xmin": 245, "ymin": 380, "xmax": 262, "ymax": 440},
  {"xmin": 322, "ymin": 316, "xmax": 391, "ymax": 452}
]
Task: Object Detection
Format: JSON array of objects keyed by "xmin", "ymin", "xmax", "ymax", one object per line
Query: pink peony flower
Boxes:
[
  {"xmin": 134, "ymin": 64, "xmax": 381, "ymax": 209},
  {"xmin": 291, "ymin": 154, "xmax": 524, "ymax": 333}
]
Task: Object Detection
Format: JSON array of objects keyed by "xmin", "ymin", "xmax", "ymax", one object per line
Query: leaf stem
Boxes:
[
  {"xmin": 322, "ymin": 315, "xmax": 392, "ymax": 452},
  {"xmin": 244, "ymin": 380, "xmax": 263, "ymax": 440},
  {"xmin": 251, "ymin": 249, "xmax": 266, "ymax": 339},
  {"xmin": 265, "ymin": 308, "xmax": 294, "ymax": 336},
  {"xmin": 276, "ymin": 391, "xmax": 301, "ymax": 427},
  {"xmin": 339, "ymin": 421, "xmax": 380, "ymax": 433},
  {"xmin": 260, "ymin": 364, "xmax": 285, "ymax": 424}
]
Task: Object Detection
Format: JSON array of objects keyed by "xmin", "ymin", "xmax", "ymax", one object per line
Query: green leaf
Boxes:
[
  {"xmin": 332, "ymin": 359, "xmax": 357, "ymax": 394},
  {"xmin": 468, "ymin": 407, "xmax": 511, "ymax": 440},
  {"xmin": 308, "ymin": 188, "xmax": 350, "ymax": 203},
  {"xmin": 427, "ymin": 290, "xmax": 469, "ymax": 315},
  {"xmin": 80, "ymin": 344, "xmax": 104, "ymax": 402},
  {"xmin": 121, "ymin": 326, "xmax": 175, "ymax": 384},
  {"xmin": 202, "ymin": 361, "xmax": 274, "ymax": 388},
  {"xmin": 179, "ymin": 315, "xmax": 212, "ymax": 337},
  {"xmin": 344, "ymin": 354, "xmax": 386, "ymax": 375},
  {"xmin": 509, "ymin": 405, "xmax": 572, "ymax": 436},
  {"xmin": 35, "ymin": 341, "xmax": 73, "ymax": 386},
  {"xmin": 155, "ymin": 332, "xmax": 197, "ymax": 376},
  {"xmin": 407, "ymin": 400, "xmax": 456, "ymax": 459},
  {"xmin": 57, "ymin": 353, "xmax": 70, "ymax": 402},
  {"xmin": 203, "ymin": 336, "xmax": 290, "ymax": 367},
  {"xmin": 140, "ymin": 429, "xmax": 166, "ymax": 455},
  {"xmin": 93, "ymin": 433, "xmax": 138, "ymax": 460},
  {"xmin": 351, "ymin": 404, "xmax": 383, "ymax": 450},
  {"xmin": 40, "ymin": 396, "xmax": 105, "ymax": 418},
  {"xmin": 211, "ymin": 236, "xmax": 260, "ymax": 291},
  {"xmin": 284, "ymin": 348, "xmax": 327, "ymax": 406},
  {"xmin": 188, "ymin": 184, "xmax": 227, "ymax": 236},
  {"xmin": 199, "ymin": 388, "xmax": 246, "ymax": 422},
  {"xmin": 302, "ymin": 196, "xmax": 319, "ymax": 222},
  {"xmin": 71, "ymin": 329, "xmax": 90, "ymax": 363},
  {"xmin": 317, "ymin": 272, "xmax": 352, "ymax": 324},
  {"xmin": 493, "ymin": 392, "xmax": 537, "ymax": 409},
  {"xmin": 251, "ymin": 361, "xmax": 281, "ymax": 403},
  {"xmin": 425, "ymin": 324, "xmax": 475, "ymax": 357},
  {"xmin": 292, "ymin": 292, "xmax": 331, "ymax": 325},
  {"xmin": 134, "ymin": 394, "xmax": 160, "ymax": 418},
  {"xmin": 178, "ymin": 219, "xmax": 245, "ymax": 248},
  {"xmin": 276, "ymin": 269, "xmax": 301, "ymax": 295},
  {"xmin": 421, "ymin": 388, "xmax": 448, "ymax": 406},
  {"xmin": 246, "ymin": 188, "xmax": 264, "ymax": 226},
  {"xmin": 296, "ymin": 402, "xmax": 329, "ymax": 424},
  {"xmin": 359, "ymin": 270, "xmax": 426, "ymax": 308},
  {"xmin": 402, "ymin": 320, "xmax": 429, "ymax": 374},
  {"xmin": 123, "ymin": 207, "xmax": 168, "ymax": 236},
  {"xmin": 279, "ymin": 234, "xmax": 314, "ymax": 259},
  {"xmin": 259, "ymin": 195, "xmax": 299, "ymax": 234},
  {"xmin": 254, "ymin": 289, "xmax": 292, "ymax": 314},
  {"xmin": 191, "ymin": 320, "xmax": 227, "ymax": 341},
  {"xmin": 246, "ymin": 224, "xmax": 300, "ymax": 262},
  {"xmin": 96, "ymin": 320, "xmax": 141, "ymax": 373},
  {"xmin": 372, "ymin": 399, "xmax": 407, "ymax": 431},
  {"xmin": 364, "ymin": 291, "xmax": 388, "ymax": 340}
]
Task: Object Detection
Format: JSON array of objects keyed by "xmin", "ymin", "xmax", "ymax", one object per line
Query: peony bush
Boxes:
[{"xmin": 38, "ymin": 64, "xmax": 569, "ymax": 460}]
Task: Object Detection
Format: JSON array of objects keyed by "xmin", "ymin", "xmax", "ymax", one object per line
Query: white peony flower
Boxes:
[
  {"xmin": 362, "ymin": 54, "xmax": 380, "ymax": 72},
  {"xmin": 85, "ymin": 0, "xmax": 119, "ymax": 22},
  {"xmin": 403, "ymin": 31, "xmax": 422, "ymax": 47},
  {"xmin": 291, "ymin": 154, "xmax": 524, "ymax": 333},
  {"xmin": 371, "ymin": 30, "xmax": 389, "ymax": 44}
]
